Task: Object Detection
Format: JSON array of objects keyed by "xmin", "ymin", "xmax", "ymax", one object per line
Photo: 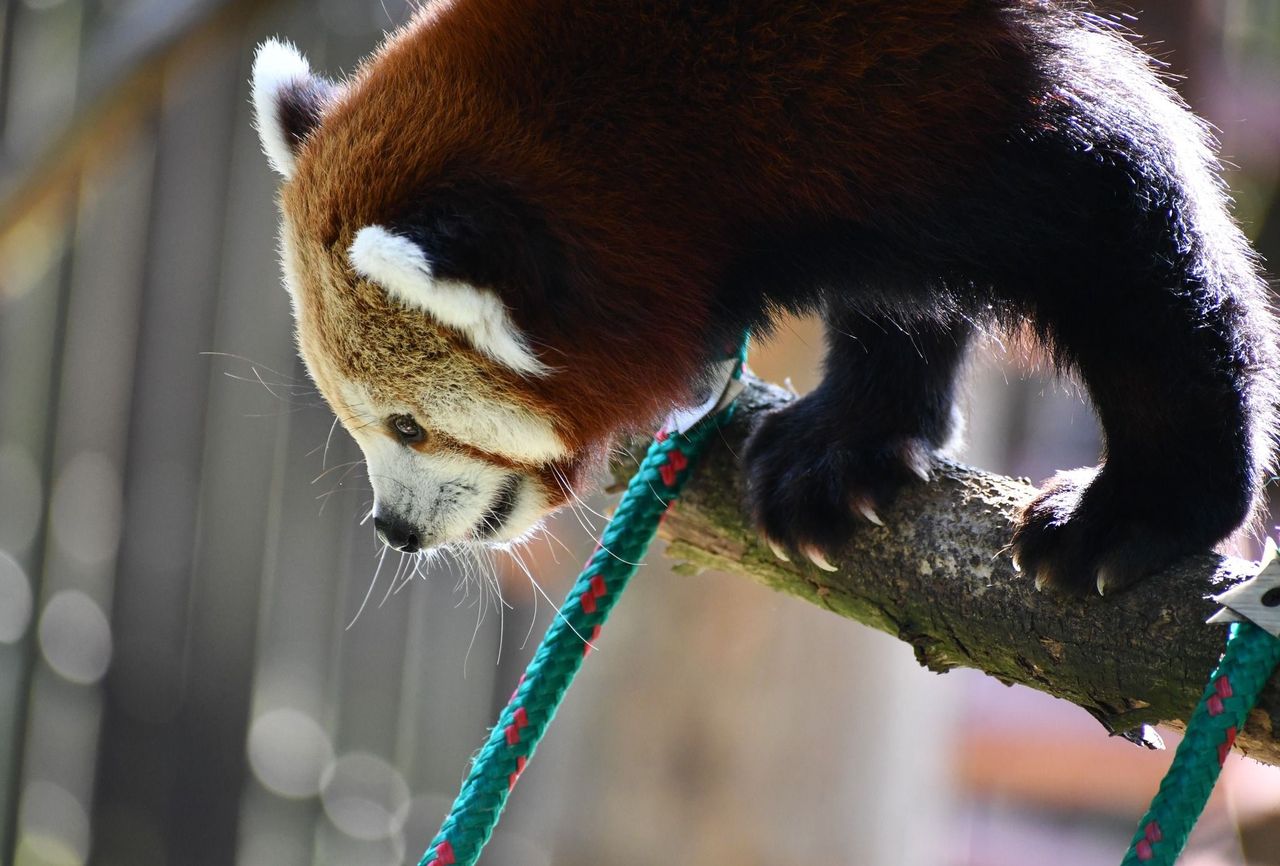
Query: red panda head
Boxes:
[{"xmin": 251, "ymin": 25, "xmax": 723, "ymax": 552}]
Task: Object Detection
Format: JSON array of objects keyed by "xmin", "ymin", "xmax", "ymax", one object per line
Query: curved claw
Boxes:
[
  {"xmin": 904, "ymin": 453, "xmax": 933, "ymax": 482},
  {"xmin": 898, "ymin": 441, "xmax": 934, "ymax": 483},
  {"xmin": 855, "ymin": 501, "xmax": 885, "ymax": 527},
  {"xmin": 804, "ymin": 547, "xmax": 839, "ymax": 573},
  {"xmin": 767, "ymin": 539, "xmax": 790, "ymax": 562}
]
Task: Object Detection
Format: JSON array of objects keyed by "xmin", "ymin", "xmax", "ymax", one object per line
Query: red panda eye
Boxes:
[{"xmin": 389, "ymin": 414, "xmax": 425, "ymax": 444}]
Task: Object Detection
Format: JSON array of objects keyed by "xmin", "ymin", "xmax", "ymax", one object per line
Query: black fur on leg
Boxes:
[
  {"xmin": 742, "ymin": 30, "xmax": 1276, "ymax": 590},
  {"xmin": 996, "ymin": 38, "xmax": 1279, "ymax": 593},
  {"xmin": 744, "ymin": 309, "xmax": 972, "ymax": 563},
  {"xmin": 729, "ymin": 14, "xmax": 1277, "ymax": 591},
  {"xmin": 1009, "ymin": 247, "xmax": 1274, "ymax": 595}
]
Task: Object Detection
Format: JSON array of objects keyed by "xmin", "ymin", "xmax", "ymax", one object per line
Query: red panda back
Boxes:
[
  {"xmin": 287, "ymin": 0, "xmax": 1034, "ymax": 444},
  {"xmin": 259, "ymin": 0, "xmax": 1277, "ymax": 596}
]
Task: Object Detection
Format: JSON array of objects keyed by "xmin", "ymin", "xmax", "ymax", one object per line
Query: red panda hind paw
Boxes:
[{"xmin": 1010, "ymin": 467, "xmax": 1195, "ymax": 597}]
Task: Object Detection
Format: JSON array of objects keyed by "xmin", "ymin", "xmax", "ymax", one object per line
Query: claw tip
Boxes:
[
  {"xmin": 804, "ymin": 548, "xmax": 839, "ymax": 572},
  {"xmin": 856, "ymin": 502, "xmax": 886, "ymax": 527}
]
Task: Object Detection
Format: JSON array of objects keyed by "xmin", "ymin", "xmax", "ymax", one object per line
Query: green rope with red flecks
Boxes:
[
  {"xmin": 1120, "ymin": 620, "xmax": 1280, "ymax": 865},
  {"xmin": 407, "ymin": 327, "xmax": 1279, "ymax": 866},
  {"xmin": 416, "ymin": 341, "xmax": 747, "ymax": 866}
]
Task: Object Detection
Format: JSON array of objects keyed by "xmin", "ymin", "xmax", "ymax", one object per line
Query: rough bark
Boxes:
[{"xmin": 611, "ymin": 376, "xmax": 1280, "ymax": 766}]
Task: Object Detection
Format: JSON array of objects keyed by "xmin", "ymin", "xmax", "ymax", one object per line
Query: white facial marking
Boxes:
[
  {"xmin": 336, "ymin": 378, "xmax": 565, "ymax": 469},
  {"xmin": 348, "ymin": 225, "xmax": 550, "ymax": 376},
  {"xmin": 251, "ymin": 38, "xmax": 313, "ymax": 178},
  {"xmin": 329, "ymin": 380, "xmax": 562, "ymax": 549},
  {"xmin": 357, "ymin": 424, "xmax": 551, "ymax": 547},
  {"xmin": 434, "ymin": 396, "xmax": 567, "ymax": 463}
]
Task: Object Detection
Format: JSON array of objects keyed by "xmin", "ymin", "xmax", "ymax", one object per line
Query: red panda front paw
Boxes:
[
  {"xmin": 743, "ymin": 401, "xmax": 936, "ymax": 571},
  {"xmin": 1010, "ymin": 467, "xmax": 1193, "ymax": 596}
]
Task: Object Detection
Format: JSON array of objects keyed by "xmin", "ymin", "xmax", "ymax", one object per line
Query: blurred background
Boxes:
[{"xmin": 0, "ymin": 0, "xmax": 1278, "ymax": 864}]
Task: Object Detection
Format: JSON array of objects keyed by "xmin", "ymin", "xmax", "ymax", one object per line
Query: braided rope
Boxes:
[
  {"xmin": 1121, "ymin": 621, "xmax": 1280, "ymax": 865},
  {"xmin": 416, "ymin": 347, "xmax": 746, "ymax": 866},
  {"xmin": 409, "ymin": 330, "xmax": 1278, "ymax": 866}
]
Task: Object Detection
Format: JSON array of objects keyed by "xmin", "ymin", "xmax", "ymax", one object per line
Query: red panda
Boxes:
[{"xmin": 252, "ymin": 0, "xmax": 1277, "ymax": 595}]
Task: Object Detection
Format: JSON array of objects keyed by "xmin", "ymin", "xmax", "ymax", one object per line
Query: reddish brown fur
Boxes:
[
  {"xmin": 284, "ymin": 0, "xmax": 1029, "ymax": 456},
  {"xmin": 269, "ymin": 1, "xmax": 1280, "ymax": 593}
]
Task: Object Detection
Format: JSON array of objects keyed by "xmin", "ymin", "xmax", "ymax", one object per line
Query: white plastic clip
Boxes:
[
  {"xmin": 663, "ymin": 356, "xmax": 746, "ymax": 435},
  {"xmin": 1207, "ymin": 537, "xmax": 1280, "ymax": 637}
]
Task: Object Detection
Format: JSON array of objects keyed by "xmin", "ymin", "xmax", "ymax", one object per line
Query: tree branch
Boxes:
[{"xmin": 613, "ymin": 376, "xmax": 1280, "ymax": 765}]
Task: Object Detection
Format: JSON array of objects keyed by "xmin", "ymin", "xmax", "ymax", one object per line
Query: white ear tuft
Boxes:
[
  {"xmin": 349, "ymin": 225, "xmax": 434, "ymax": 283},
  {"xmin": 349, "ymin": 225, "xmax": 549, "ymax": 376},
  {"xmin": 252, "ymin": 38, "xmax": 318, "ymax": 178}
]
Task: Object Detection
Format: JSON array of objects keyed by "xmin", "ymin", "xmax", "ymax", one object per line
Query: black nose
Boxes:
[{"xmin": 374, "ymin": 516, "xmax": 421, "ymax": 553}]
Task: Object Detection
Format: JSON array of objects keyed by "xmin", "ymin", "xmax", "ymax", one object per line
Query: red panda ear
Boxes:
[
  {"xmin": 348, "ymin": 225, "xmax": 551, "ymax": 376},
  {"xmin": 251, "ymin": 39, "xmax": 335, "ymax": 179}
]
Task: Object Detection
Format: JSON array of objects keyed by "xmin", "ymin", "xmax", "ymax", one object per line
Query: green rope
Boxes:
[
  {"xmin": 409, "ymin": 326, "xmax": 1278, "ymax": 866},
  {"xmin": 416, "ymin": 344, "xmax": 746, "ymax": 866},
  {"xmin": 1121, "ymin": 621, "xmax": 1280, "ymax": 864}
]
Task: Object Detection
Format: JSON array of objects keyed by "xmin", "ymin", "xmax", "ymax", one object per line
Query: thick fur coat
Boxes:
[{"xmin": 254, "ymin": 0, "xmax": 1277, "ymax": 594}]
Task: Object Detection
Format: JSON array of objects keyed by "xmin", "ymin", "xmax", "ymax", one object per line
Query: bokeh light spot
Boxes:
[
  {"xmin": 0, "ymin": 550, "xmax": 34, "ymax": 643},
  {"xmin": 321, "ymin": 752, "xmax": 411, "ymax": 841},
  {"xmin": 17, "ymin": 780, "xmax": 88, "ymax": 866},
  {"xmin": 50, "ymin": 451, "xmax": 122, "ymax": 568},
  {"xmin": 38, "ymin": 590, "xmax": 112, "ymax": 685},
  {"xmin": 247, "ymin": 708, "xmax": 334, "ymax": 799}
]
